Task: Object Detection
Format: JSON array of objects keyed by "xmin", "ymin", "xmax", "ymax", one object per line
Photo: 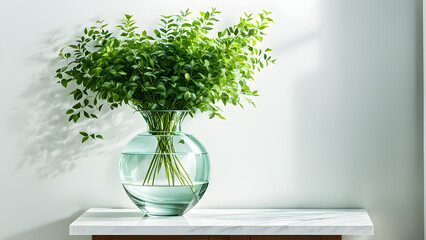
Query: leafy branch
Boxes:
[{"xmin": 56, "ymin": 8, "xmax": 276, "ymax": 142}]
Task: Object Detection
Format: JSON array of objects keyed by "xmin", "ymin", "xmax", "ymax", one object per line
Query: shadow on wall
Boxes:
[
  {"xmin": 14, "ymin": 26, "xmax": 140, "ymax": 179},
  {"xmin": 2, "ymin": 211, "xmax": 88, "ymax": 240}
]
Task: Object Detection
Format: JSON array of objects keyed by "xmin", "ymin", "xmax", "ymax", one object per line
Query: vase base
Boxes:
[
  {"xmin": 122, "ymin": 182, "xmax": 209, "ymax": 216},
  {"xmin": 142, "ymin": 206, "xmax": 188, "ymax": 216}
]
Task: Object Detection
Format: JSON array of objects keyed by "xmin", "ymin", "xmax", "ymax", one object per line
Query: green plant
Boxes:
[
  {"xmin": 55, "ymin": 9, "xmax": 275, "ymax": 190},
  {"xmin": 56, "ymin": 8, "xmax": 275, "ymax": 141}
]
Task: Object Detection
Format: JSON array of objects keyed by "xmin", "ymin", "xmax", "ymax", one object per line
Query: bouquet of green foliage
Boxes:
[
  {"xmin": 56, "ymin": 8, "xmax": 275, "ymax": 142},
  {"xmin": 56, "ymin": 8, "xmax": 275, "ymax": 192}
]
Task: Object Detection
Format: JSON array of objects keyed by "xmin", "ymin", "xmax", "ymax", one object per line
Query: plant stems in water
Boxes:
[{"xmin": 140, "ymin": 111, "xmax": 197, "ymax": 198}]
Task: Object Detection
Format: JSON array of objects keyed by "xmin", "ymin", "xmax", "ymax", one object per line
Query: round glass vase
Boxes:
[{"xmin": 119, "ymin": 110, "xmax": 210, "ymax": 216}]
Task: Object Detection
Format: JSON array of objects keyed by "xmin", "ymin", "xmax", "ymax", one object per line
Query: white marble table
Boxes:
[{"xmin": 70, "ymin": 208, "xmax": 373, "ymax": 240}]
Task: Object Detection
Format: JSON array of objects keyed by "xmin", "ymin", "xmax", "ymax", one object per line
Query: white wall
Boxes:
[{"xmin": 0, "ymin": 0, "xmax": 422, "ymax": 240}]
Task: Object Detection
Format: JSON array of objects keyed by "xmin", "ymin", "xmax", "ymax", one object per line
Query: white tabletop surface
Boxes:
[{"xmin": 69, "ymin": 208, "xmax": 374, "ymax": 236}]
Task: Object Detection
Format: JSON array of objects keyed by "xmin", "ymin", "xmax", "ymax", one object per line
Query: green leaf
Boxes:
[
  {"xmin": 156, "ymin": 84, "xmax": 166, "ymax": 92},
  {"xmin": 184, "ymin": 91, "xmax": 191, "ymax": 100},
  {"xmin": 82, "ymin": 136, "xmax": 89, "ymax": 143},
  {"xmin": 96, "ymin": 135, "xmax": 104, "ymax": 140},
  {"xmin": 73, "ymin": 114, "xmax": 79, "ymax": 123},
  {"xmin": 192, "ymin": 20, "xmax": 200, "ymax": 26},
  {"xmin": 60, "ymin": 80, "xmax": 67, "ymax": 88},
  {"xmin": 95, "ymin": 67, "xmax": 102, "ymax": 75},
  {"xmin": 158, "ymin": 99, "xmax": 166, "ymax": 106},
  {"xmin": 216, "ymin": 113, "xmax": 226, "ymax": 120},
  {"xmin": 154, "ymin": 29, "xmax": 161, "ymax": 38},
  {"xmin": 184, "ymin": 73, "xmax": 191, "ymax": 80},
  {"xmin": 79, "ymin": 132, "xmax": 88, "ymax": 137},
  {"xmin": 66, "ymin": 109, "xmax": 74, "ymax": 114},
  {"xmin": 72, "ymin": 103, "xmax": 82, "ymax": 109}
]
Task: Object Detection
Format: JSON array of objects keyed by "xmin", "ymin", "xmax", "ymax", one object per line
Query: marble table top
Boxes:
[{"xmin": 69, "ymin": 208, "xmax": 374, "ymax": 236}]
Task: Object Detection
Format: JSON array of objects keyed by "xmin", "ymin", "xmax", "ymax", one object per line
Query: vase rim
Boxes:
[{"xmin": 138, "ymin": 110, "xmax": 190, "ymax": 113}]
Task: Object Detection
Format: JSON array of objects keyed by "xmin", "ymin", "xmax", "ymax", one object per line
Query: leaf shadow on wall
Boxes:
[{"xmin": 14, "ymin": 26, "xmax": 139, "ymax": 179}]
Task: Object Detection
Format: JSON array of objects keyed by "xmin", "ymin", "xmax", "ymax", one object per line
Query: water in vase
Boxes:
[
  {"xmin": 120, "ymin": 151, "xmax": 210, "ymax": 216},
  {"xmin": 122, "ymin": 181, "xmax": 209, "ymax": 216}
]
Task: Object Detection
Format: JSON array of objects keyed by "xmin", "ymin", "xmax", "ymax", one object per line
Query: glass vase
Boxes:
[{"xmin": 119, "ymin": 110, "xmax": 210, "ymax": 216}]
